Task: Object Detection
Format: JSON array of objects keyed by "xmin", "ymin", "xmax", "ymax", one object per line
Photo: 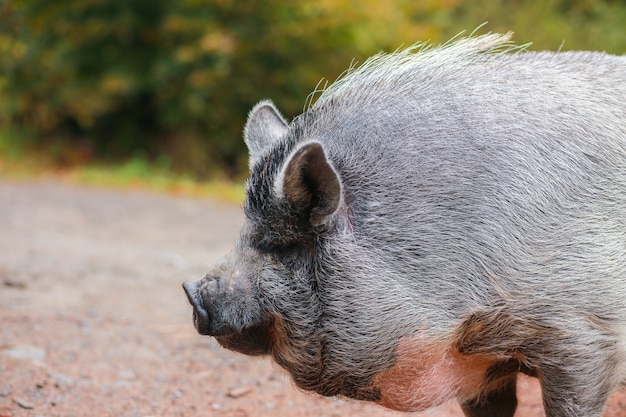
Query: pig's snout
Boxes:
[
  {"xmin": 182, "ymin": 280, "xmax": 213, "ymax": 336},
  {"xmin": 183, "ymin": 273, "xmax": 274, "ymax": 356},
  {"xmin": 183, "ymin": 276, "xmax": 248, "ymax": 337}
]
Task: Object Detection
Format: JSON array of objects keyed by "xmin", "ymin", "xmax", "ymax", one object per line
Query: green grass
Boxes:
[
  {"xmin": 0, "ymin": 131, "xmax": 246, "ymax": 204},
  {"xmin": 64, "ymin": 160, "xmax": 246, "ymax": 203}
]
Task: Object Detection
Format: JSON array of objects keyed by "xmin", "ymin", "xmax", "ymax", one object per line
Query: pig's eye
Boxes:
[
  {"xmin": 261, "ymin": 243, "xmax": 293, "ymax": 257},
  {"xmin": 263, "ymin": 248, "xmax": 292, "ymax": 265},
  {"xmin": 256, "ymin": 239, "xmax": 277, "ymax": 254},
  {"xmin": 257, "ymin": 240, "xmax": 297, "ymax": 260},
  {"xmin": 256, "ymin": 241, "xmax": 282, "ymax": 257}
]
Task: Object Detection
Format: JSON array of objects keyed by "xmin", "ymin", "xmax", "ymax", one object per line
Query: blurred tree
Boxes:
[
  {"xmin": 0, "ymin": 0, "xmax": 624, "ymax": 177},
  {"xmin": 1, "ymin": 0, "xmax": 451, "ymax": 175},
  {"xmin": 442, "ymin": 0, "xmax": 626, "ymax": 53},
  {"xmin": 148, "ymin": 0, "xmax": 452, "ymax": 175},
  {"xmin": 1, "ymin": 0, "xmax": 168, "ymax": 163}
]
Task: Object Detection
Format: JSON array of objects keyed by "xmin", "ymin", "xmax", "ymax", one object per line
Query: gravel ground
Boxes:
[{"xmin": 1, "ymin": 180, "xmax": 625, "ymax": 417}]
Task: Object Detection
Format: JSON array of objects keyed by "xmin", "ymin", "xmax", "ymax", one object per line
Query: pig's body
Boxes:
[{"xmin": 183, "ymin": 33, "xmax": 626, "ymax": 417}]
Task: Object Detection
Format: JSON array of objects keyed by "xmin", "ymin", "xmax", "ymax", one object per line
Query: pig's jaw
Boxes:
[{"xmin": 373, "ymin": 337, "xmax": 496, "ymax": 412}]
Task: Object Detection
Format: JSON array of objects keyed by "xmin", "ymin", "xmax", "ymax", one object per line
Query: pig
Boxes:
[{"xmin": 183, "ymin": 33, "xmax": 626, "ymax": 417}]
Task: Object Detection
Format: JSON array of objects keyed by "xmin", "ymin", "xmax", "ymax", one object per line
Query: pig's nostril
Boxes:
[
  {"xmin": 182, "ymin": 281, "xmax": 212, "ymax": 336},
  {"xmin": 182, "ymin": 281, "xmax": 200, "ymax": 305}
]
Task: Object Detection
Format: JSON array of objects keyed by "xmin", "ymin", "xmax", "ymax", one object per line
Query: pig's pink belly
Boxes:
[{"xmin": 373, "ymin": 337, "xmax": 495, "ymax": 412}]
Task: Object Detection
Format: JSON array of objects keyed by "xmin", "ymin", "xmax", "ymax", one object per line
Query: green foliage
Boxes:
[
  {"xmin": 442, "ymin": 0, "xmax": 626, "ymax": 53},
  {"xmin": 0, "ymin": 0, "xmax": 624, "ymax": 178}
]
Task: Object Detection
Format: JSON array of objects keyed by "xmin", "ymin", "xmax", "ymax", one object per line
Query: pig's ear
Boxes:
[
  {"xmin": 244, "ymin": 100, "xmax": 288, "ymax": 168},
  {"xmin": 280, "ymin": 142, "xmax": 341, "ymax": 226}
]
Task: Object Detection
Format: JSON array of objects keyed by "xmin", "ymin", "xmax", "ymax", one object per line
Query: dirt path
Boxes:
[{"xmin": 0, "ymin": 180, "xmax": 623, "ymax": 417}]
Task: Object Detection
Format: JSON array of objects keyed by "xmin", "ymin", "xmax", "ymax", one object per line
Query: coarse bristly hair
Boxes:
[
  {"xmin": 307, "ymin": 32, "xmax": 523, "ymax": 110},
  {"xmin": 190, "ymin": 32, "xmax": 626, "ymax": 417}
]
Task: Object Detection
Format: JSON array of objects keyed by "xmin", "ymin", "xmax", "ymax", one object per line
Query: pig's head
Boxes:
[{"xmin": 182, "ymin": 100, "xmax": 450, "ymax": 407}]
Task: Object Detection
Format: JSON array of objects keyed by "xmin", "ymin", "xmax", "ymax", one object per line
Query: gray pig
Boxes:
[{"xmin": 183, "ymin": 33, "xmax": 626, "ymax": 417}]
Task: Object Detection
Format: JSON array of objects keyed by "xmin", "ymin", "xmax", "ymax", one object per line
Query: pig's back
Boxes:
[{"xmin": 296, "ymin": 34, "xmax": 626, "ymax": 330}]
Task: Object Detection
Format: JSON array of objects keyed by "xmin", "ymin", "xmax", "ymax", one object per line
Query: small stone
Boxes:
[
  {"xmin": 2, "ymin": 346, "xmax": 46, "ymax": 361},
  {"xmin": 117, "ymin": 370, "xmax": 136, "ymax": 380},
  {"xmin": 48, "ymin": 372, "xmax": 75, "ymax": 387},
  {"xmin": 13, "ymin": 396, "xmax": 35, "ymax": 409},
  {"xmin": 51, "ymin": 394, "xmax": 64, "ymax": 406},
  {"xmin": 227, "ymin": 386, "xmax": 253, "ymax": 399},
  {"xmin": 3, "ymin": 280, "xmax": 27, "ymax": 289}
]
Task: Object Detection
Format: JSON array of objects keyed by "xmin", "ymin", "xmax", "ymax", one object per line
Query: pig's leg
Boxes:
[
  {"xmin": 530, "ymin": 331, "xmax": 620, "ymax": 417},
  {"xmin": 455, "ymin": 309, "xmax": 618, "ymax": 416},
  {"xmin": 538, "ymin": 362, "xmax": 612, "ymax": 417},
  {"xmin": 459, "ymin": 377, "xmax": 517, "ymax": 417}
]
